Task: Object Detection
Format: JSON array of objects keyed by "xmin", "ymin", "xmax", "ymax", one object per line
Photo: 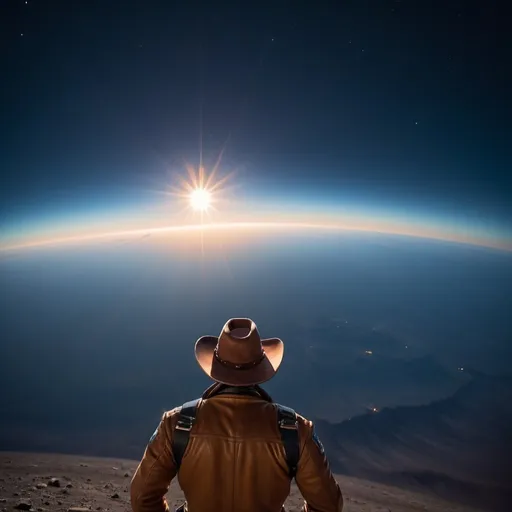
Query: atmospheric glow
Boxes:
[
  {"xmin": 190, "ymin": 188, "xmax": 211, "ymax": 211},
  {"xmin": 1, "ymin": 179, "xmax": 511, "ymax": 254},
  {"xmin": 1, "ymin": 219, "xmax": 511, "ymax": 253}
]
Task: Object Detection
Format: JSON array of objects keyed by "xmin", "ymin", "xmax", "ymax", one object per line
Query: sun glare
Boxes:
[
  {"xmin": 190, "ymin": 188, "xmax": 212, "ymax": 211},
  {"xmin": 163, "ymin": 146, "xmax": 235, "ymax": 220}
]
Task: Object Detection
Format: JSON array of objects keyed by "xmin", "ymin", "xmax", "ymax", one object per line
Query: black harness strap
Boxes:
[
  {"xmin": 276, "ymin": 404, "xmax": 300, "ymax": 478},
  {"xmin": 171, "ymin": 397, "xmax": 300, "ymax": 478},
  {"xmin": 172, "ymin": 398, "xmax": 201, "ymax": 468}
]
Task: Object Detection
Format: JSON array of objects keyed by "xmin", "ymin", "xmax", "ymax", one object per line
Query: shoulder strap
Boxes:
[
  {"xmin": 172, "ymin": 398, "xmax": 201, "ymax": 469},
  {"xmin": 276, "ymin": 404, "xmax": 300, "ymax": 478}
]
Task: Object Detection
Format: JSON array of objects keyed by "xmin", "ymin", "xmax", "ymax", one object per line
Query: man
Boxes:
[{"xmin": 131, "ymin": 318, "xmax": 343, "ymax": 512}]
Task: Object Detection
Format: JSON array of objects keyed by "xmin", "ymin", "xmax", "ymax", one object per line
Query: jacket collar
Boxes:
[{"xmin": 202, "ymin": 382, "xmax": 273, "ymax": 402}]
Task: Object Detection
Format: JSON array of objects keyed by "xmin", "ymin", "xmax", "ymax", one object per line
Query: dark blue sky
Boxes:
[{"xmin": 1, "ymin": 0, "xmax": 509, "ymax": 238}]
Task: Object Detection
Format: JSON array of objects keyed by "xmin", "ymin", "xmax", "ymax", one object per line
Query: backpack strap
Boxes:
[
  {"xmin": 172, "ymin": 398, "xmax": 201, "ymax": 469},
  {"xmin": 276, "ymin": 404, "xmax": 300, "ymax": 478}
]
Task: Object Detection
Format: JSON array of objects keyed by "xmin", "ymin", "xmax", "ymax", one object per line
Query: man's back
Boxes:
[{"xmin": 131, "ymin": 389, "xmax": 343, "ymax": 512}]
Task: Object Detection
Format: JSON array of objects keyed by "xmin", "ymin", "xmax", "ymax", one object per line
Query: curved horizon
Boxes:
[{"xmin": 1, "ymin": 219, "xmax": 511, "ymax": 253}]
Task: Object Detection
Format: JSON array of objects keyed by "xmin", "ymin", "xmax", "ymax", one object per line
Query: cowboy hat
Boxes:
[{"xmin": 194, "ymin": 318, "xmax": 284, "ymax": 386}]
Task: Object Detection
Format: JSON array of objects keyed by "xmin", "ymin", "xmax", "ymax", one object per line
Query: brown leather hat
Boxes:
[{"xmin": 194, "ymin": 318, "xmax": 284, "ymax": 386}]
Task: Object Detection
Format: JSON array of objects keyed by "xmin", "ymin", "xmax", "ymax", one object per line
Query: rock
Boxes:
[
  {"xmin": 79, "ymin": 463, "xmax": 88, "ymax": 467},
  {"xmin": 57, "ymin": 502, "xmax": 62, "ymax": 506},
  {"xmin": 0, "ymin": 500, "xmax": 5, "ymax": 503},
  {"xmin": 47, "ymin": 478, "xmax": 60, "ymax": 488},
  {"xmin": 36, "ymin": 484, "xmax": 47, "ymax": 490},
  {"xmin": 65, "ymin": 484, "xmax": 73, "ymax": 489},
  {"xmin": 123, "ymin": 473, "xmax": 130, "ymax": 478},
  {"xmin": 110, "ymin": 493, "xmax": 120, "ymax": 500},
  {"xmin": 60, "ymin": 489, "xmax": 69, "ymax": 495},
  {"xmin": 68, "ymin": 508, "xmax": 90, "ymax": 512},
  {"xmin": 14, "ymin": 501, "xmax": 32, "ymax": 511},
  {"xmin": 13, "ymin": 493, "xmax": 20, "ymax": 497},
  {"xmin": 44, "ymin": 503, "xmax": 50, "ymax": 506},
  {"xmin": 86, "ymin": 479, "xmax": 91, "ymax": 483}
]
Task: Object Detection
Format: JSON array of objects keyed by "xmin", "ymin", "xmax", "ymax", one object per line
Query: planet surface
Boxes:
[{"xmin": 0, "ymin": 452, "xmax": 486, "ymax": 512}]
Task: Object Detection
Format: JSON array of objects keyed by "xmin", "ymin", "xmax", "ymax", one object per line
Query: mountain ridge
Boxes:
[{"xmin": 313, "ymin": 373, "xmax": 512, "ymax": 511}]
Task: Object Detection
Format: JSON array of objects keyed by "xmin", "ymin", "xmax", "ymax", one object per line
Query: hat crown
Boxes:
[
  {"xmin": 194, "ymin": 317, "xmax": 284, "ymax": 386},
  {"xmin": 216, "ymin": 318, "xmax": 264, "ymax": 365}
]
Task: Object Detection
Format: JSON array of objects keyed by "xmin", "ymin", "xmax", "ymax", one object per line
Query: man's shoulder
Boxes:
[
  {"xmin": 296, "ymin": 412, "xmax": 313, "ymax": 429},
  {"xmin": 274, "ymin": 402, "xmax": 314, "ymax": 432},
  {"xmin": 161, "ymin": 397, "xmax": 204, "ymax": 425},
  {"xmin": 163, "ymin": 404, "xmax": 183, "ymax": 417},
  {"xmin": 160, "ymin": 405, "xmax": 182, "ymax": 431}
]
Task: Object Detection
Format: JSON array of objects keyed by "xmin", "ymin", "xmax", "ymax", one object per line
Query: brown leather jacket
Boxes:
[{"xmin": 131, "ymin": 387, "xmax": 343, "ymax": 512}]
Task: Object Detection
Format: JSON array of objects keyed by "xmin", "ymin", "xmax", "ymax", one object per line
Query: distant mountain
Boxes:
[
  {"xmin": 315, "ymin": 373, "xmax": 512, "ymax": 511},
  {"xmin": 272, "ymin": 316, "xmax": 471, "ymax": 421},
  {"xmin": 274, "ymin": 349, "xmax": 469, "ymax": 422}
]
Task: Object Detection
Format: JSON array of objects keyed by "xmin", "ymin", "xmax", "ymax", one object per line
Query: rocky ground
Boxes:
[{"xmin": 0, "ymin": 453, "xmax": 482, "ymax": 512}]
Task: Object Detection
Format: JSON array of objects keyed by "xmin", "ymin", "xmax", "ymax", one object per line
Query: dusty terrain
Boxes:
[{"xmin": 0, "ymin": 453, "xmax": 483, "ymax": 512}]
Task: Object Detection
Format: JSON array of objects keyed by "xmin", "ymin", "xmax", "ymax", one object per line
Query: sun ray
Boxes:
[
  {"xmin": 205, "ymin": 146, "xmax": 225, "ymax": 189},
  {"xmin": 208, "ymin": 169, "xmax": 237, "ymax": 193},
  {"xmin": 185, "ymin": 163, "xmax": 199, "ymax": 189}
]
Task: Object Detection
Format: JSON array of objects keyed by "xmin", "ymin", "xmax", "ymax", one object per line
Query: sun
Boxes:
[
  {"xmin": 164, "ymin": 148, "xmax": 235, "ymax": 218},
  {"xmin": 190, "ymin": 187, "xmax": 212, "ymax": 211}
]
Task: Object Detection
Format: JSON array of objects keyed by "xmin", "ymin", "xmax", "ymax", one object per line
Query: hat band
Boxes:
[{"xmin": 214, "ymin": 347, "xmax": 266, "ymax": 370}]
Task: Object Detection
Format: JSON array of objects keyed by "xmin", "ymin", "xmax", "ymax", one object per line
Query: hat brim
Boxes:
[{"xmin": 194, "ymin": 335, "xmax": 284, "ymax": 386}]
